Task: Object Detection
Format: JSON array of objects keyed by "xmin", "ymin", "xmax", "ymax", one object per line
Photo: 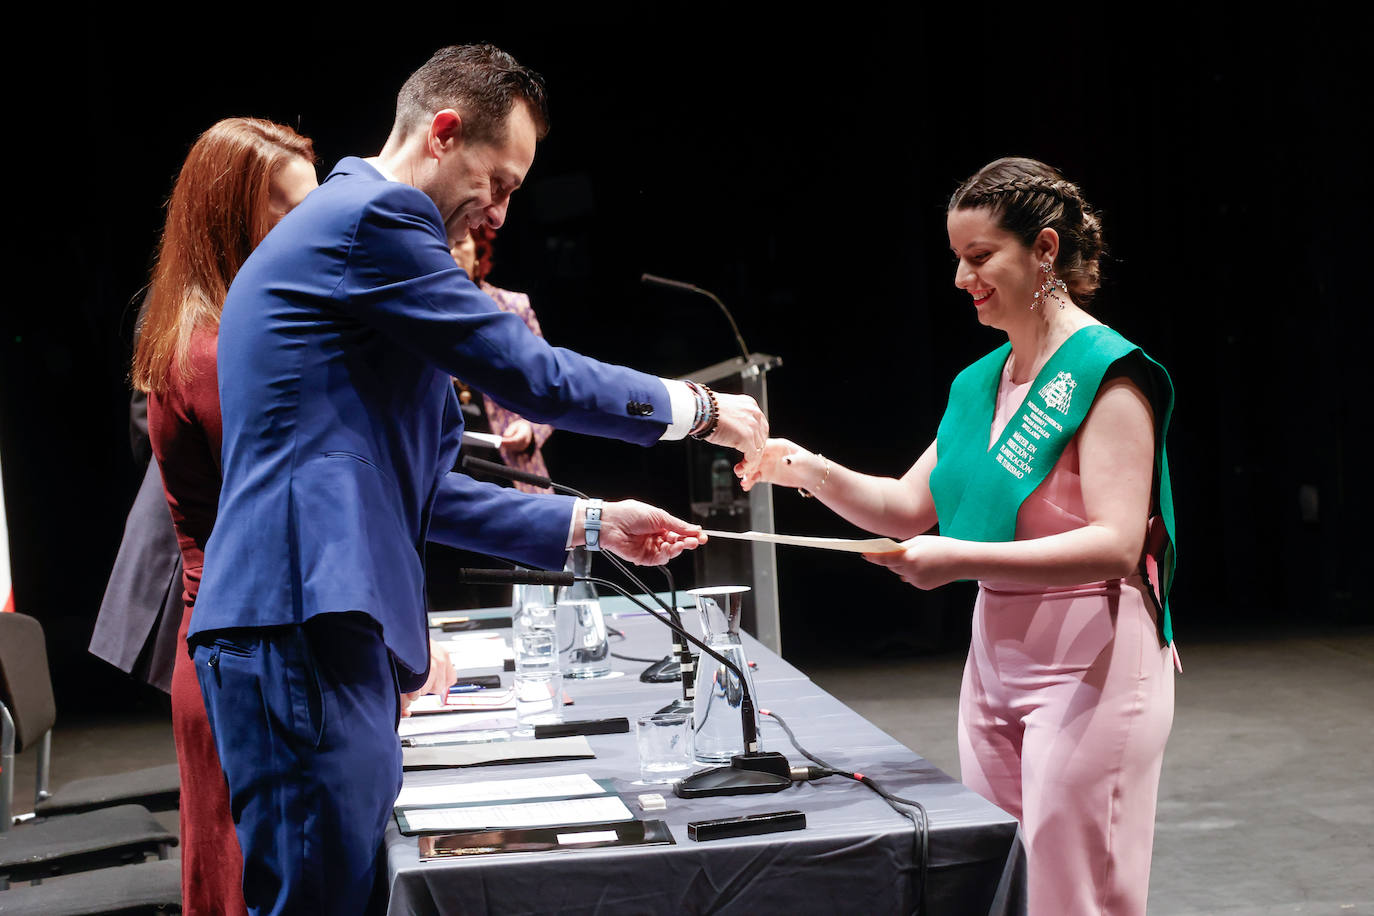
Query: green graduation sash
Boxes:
[{"xmin": 928, "ymin": 326, "xmax": 1178, "ymax": 643}]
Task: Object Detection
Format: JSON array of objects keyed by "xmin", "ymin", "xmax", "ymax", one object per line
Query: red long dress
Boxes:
[{"xmin": 147, "ymin": 324, "xmax": 248, "ymax": 915}]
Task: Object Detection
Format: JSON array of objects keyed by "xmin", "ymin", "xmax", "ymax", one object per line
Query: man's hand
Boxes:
[
  {"xmin": 500, "ymin": 419, "xmax": 534, "ymax": 453},
  {"xmin": 595, "ymin": 499, "xmax": 706, "ymax": 565},
  {"xmin": 400, "ymin": 637, "xmax": 458, "ymax": 717},
  {"xmin": 705, "ymin": 392, "xmax": 768, "ymax": 476}
]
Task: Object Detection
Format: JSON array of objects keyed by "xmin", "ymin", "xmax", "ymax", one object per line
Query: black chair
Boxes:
[
  {"xmin": 1, "ymin": 612, "xmax": 178, "ymax": 893},
  {"xmin": 34, "ymin": 763, "xmax": 180, "ymax": 818},
  {"xmin": 0, "ymin": 857, "xmax": 181, "ymax": 914},
  {"xmin": 1, "ymin": 612, "xmax": 180, "ymax": 822}
]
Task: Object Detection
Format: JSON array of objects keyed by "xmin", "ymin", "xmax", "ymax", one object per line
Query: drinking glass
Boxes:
[{"xmin": 635, "ymin": 712, "xmax": 694, "ymax": 783}]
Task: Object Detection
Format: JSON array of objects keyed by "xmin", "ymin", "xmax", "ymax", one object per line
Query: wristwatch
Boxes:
[{"xmin": 584, "ymin": 499, "xmax": 604, "ymax": 552}]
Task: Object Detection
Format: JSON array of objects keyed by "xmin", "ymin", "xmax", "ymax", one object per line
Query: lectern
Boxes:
[{"xmin": 679, "ymin": 352, "xmax": 784, "ymax": 654}]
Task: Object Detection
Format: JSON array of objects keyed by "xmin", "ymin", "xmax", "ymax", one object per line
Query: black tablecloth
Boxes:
[{"xmin": 385, "ymin": 600, "xmax": 1025, "ymax": 915}]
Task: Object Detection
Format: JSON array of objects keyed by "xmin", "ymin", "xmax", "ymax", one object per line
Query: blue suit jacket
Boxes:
[{"xmin": 191, "ymin": 158, "xmax": 672, "ymax": 683}]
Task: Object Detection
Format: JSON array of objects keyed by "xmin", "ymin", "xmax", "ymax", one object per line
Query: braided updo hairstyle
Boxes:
[{"xmin": 949, "ymin": 157, "xmax": 1106, "ymax": 305}]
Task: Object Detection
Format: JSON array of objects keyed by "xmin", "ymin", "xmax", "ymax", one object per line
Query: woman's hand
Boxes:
[
  {"xmin": 500, "ymin": 419, "xmax": 534, "ymax": 453},
  {"xmin": 863, "ymin": 535, "xmax": 960, "ymax": 590},
  {"xmin": 591, "ymin": 499, "xmax": 707, "ymax": 565},
  {"xmin": 736, "ymin": 438, "xmax": 825, "ymax": 493}
]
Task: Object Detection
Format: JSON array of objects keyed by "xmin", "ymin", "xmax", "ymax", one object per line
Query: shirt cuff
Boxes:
[
  {"xmin": 660, "ymin": 379, "xmax": 697, "ymax": 441},
  {"xmin": 566, "ymin": 498, "xmax": 585, "ymax": 549}
]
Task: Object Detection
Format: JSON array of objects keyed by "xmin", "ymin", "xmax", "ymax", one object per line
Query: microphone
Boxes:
[
  {"xmin": 462, "ymin": 455, "xmax": 561, "ymax": 493},
  {"xmin": 638, "ymin": 273, "xmax": 698, "ymax": 294},
  {"xmin": 640, "ymin": 273, "xmax": 751, "ymax": 365},
  {"xmin": 458, "ymin": 567, "xmax": 575, "ymax": 588}
]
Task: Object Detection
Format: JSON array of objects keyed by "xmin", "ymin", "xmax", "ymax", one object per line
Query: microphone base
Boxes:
[
  {"xmin": 674, "ymin": 763, "xmax": 791, "ymax": 798},
  {"xmin": 729, "ymin": 751, "xmax": 791, "ymax": 780},
  {"xmin": 640, "ymin": 656, "xmax": 682, "ymax": 683},
  {"xmin": 655, "ymin": 697, "xmax": 694, "ymax": 716}
]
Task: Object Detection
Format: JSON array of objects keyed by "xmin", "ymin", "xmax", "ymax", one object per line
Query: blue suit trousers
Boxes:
[{"xmin": 193, "ymin": 614, "xmax": 402, "ymax": 916}]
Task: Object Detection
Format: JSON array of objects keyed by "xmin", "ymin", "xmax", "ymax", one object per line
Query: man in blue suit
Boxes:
[{"xmin": 190, "ymin": 45, "xmax": 768, "ymax": 914}]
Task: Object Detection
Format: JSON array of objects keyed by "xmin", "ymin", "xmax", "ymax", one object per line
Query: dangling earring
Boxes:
[{"xmin": 1031, "ymin": 261, "xmax": 1068, "ymax": 311}]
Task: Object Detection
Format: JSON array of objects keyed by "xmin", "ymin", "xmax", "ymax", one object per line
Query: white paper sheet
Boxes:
[
  {"xmin": 702, "ymin": 529, "xmax": 904, "ymax": 553},
  {"xmin": 403, "ymin": 688, "xmax": 516, "ymax": 716},
  {"xmin": 402, "ymin": 736, "xmax": 593, "ymax": 770},
  {"xmin": 402, "ymin": 795, "xmax": 632, "ymax": 832},
  {"xmin": 461, "ymin": 431, "xmax": 503, "ymax": 449},
  {"xmin": 403, "ymin": 729, "xmax": 511, "ymax": 747},
  {"xmin": 557, "ymin": 830, "xmax": 619, "ymax": 845},
  {"xmin": 439, "ymin": 632, "xmax": 514, "ymax": 670},
  {"xmin": 396, "ymin": 773, "xmax": 604, "ymax": 809},
  {"xmin": 398, "ymin": 710, "xmax": 517, "ymax": 738}
]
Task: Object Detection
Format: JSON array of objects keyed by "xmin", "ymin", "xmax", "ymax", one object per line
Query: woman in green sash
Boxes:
[{"xmin": 741, "ymin": 158, "xmax": 1177, "ymax": 916}]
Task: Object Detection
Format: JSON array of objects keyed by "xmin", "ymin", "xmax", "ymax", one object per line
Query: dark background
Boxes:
[{"xmin": 2, "ymin": 17, "xmax": 1364, "ymax": 711}]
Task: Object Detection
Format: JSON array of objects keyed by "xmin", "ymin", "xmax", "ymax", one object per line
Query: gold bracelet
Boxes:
[{"xmin": 798, "ymin": 453, "xmax": 829, "ymax": 498}]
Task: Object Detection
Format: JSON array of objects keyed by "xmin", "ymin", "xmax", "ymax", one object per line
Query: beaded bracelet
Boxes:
[
  {"xmin": 684, "ymin": 381, "xmax": 709, "ymax": 433},
  {"xmin": 798, "ymin": 454, "xmax": 830, "ymax": 498},
  {"xmin": 689, "ymin": 383, "xmax": 719, "ymax": 440}
]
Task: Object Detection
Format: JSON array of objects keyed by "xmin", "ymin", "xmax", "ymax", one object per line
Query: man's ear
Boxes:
[{"xmin": 427, "ymin": 109, "xmax": 464, "ymax": 160}]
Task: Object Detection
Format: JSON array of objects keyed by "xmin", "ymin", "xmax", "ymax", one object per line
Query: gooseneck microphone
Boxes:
[
  {"xmin": 640, "ymin": 273, "xmax": 751, "ymax": 365},
  {"xmin": 455, "ymin": 567, "xmax": 574, "ymax": 588},
  {"xmin": 461, "ymin": 456, "xmax": 559, "ymax": 493}
]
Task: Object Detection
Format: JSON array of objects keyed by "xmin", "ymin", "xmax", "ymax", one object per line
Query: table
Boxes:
[{"xmin": 385, "ymin": 599, "xmax": 1025, "ymax": 915}]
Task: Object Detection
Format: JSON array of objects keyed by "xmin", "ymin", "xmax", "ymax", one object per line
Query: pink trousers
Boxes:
[{"xmin": 958, "ymin": 575, "xmax": 1174, "ymax": 916}]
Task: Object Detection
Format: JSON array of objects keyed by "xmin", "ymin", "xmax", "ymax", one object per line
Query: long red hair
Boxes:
[
  {"xmin": 132, "ymin": 118, "xmax": 315, "ymax": 394},
  {"xmin": 470, "ymin": 223, "xmax": 496, "ymax": 284}
]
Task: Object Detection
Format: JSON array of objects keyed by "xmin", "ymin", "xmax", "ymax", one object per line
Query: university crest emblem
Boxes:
[{"xmin": 1039, "ymin": 371, "xmax": 1076, "ymax": 414}]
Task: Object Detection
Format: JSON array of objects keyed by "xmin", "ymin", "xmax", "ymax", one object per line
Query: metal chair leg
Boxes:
[
  {"xmin": 35, "ymin": 730, "xmax": 52, "ymax": 807},
  {"xmin": 2, "ymin": 701, "xmax": 15, "ymax": 833}
]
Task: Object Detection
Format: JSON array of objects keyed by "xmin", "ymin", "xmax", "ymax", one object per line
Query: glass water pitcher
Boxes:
[
  {"xmin": 688, "ymin": 585, "xmax": 761, "ymax": 763},
  {"xmin": 556, "ymin": 547, "xmax": 611, "ymax": 678}
]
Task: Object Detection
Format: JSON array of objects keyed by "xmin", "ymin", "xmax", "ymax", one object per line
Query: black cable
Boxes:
[
  {"xmin": 600, "ymin": 551, "xmax": 675, "ymax": 617},
  {"xmin": 585, "ymin": 579, "xmax": 748, "ymax": 688},
  {"xmin": 658, "ymin": 564, "xmax": 677, "ymax": 619},
  {"xmin": 564, "ymin": 538, "xmax": 686, "ymax": 670},
  {"xmin": 597, "ymin": 553, "xmax": 694, "ymax": 671},
  {"xmin": 763, "ymin": 709, "xmax": 928, "ymax": 916}
]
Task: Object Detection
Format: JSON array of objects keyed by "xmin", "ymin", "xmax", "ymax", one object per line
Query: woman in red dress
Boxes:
[{"xmin": 131, "ymin": 118, "xmax": 317, "ymax": 914}]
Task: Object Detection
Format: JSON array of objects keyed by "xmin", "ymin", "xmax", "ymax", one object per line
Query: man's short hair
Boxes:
[{"xmin": 393, "ymin": 44, "xmax": 549, "ymax": 146}]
